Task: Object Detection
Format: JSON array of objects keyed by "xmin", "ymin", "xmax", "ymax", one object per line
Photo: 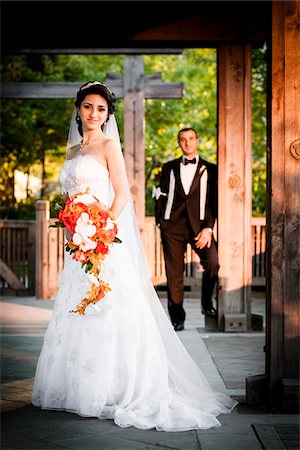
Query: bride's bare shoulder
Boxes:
[
  {"xmin": 93, "ymin": 137, "xmax": 119, "ymax": 157},
  {"xmin": 102, "ymin": 137, "xmax": 121, "ymax": 154},
  {"xmin": 102, "ymin": 136, "xmax": 117, "ymax": 147}
]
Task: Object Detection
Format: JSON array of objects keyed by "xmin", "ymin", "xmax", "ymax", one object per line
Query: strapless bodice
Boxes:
[{"xmin": 59, "ymin": 154, "xmax": 110, "ymax": 205}]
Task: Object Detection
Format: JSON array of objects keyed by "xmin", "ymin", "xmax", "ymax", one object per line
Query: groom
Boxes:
[{"xmin": 154, "ymin": 128, "xmax": 218, "ymax": 331}]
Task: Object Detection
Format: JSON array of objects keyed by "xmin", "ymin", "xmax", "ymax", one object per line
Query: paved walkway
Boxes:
[{"xmin": 1, "ymin": 293, "xmax": 299, "ymax": 450}]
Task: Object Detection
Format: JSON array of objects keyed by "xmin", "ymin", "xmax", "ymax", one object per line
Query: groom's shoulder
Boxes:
[
  {"xmin": 202, "ymin": 159, "xmax": 217, "ymax": 171},
  {"xmin": 162, "ymin": 157, "xmax": 181, "ymax": 169}
]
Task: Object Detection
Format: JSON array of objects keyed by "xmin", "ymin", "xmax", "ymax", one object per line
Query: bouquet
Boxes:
[{"xmin": 50, "ymin": 188, "xmax": 121, "ymax": 315}]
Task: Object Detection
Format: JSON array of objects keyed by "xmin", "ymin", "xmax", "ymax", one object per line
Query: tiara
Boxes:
[{"xmin": 80, "ymin": 81, "xmax": 112, "ymax": 94}]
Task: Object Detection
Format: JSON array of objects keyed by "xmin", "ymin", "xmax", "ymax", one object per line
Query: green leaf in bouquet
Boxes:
[
  {"xmin": 49, "ymin": 221, "xmax": 65, "ymax": 228},
  {"xmin": 54, "ymin": 202, "xmax": 64, "ymax": 211}
]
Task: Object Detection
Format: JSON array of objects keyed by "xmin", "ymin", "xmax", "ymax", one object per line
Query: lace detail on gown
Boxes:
[{"xmin": 31, "ymin": 154, "xmax": 237, "ymax": 431}]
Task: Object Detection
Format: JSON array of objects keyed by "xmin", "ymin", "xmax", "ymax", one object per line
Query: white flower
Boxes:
[
  {"xmin": 104, "ymin": 217, "xmax": 114, "ymax": 230},
  {"xmin": 73, "ymin": 212, "xmax": 97, "ymax": 251},
  {"xmin": 152, "ymin": 186, "xmax": 167, "ymax": 200},
  {"xmin": 74, "ymin": 193, "xmax": 96, "ymax": 205}
]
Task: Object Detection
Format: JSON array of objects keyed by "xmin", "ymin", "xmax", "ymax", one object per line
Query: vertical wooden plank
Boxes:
[
  {"xmin": 267, "ymin": 1, "xmax": 285, "ymax": 403},
  {"xmin": 252, "ymin": 224, "xmax": 255, "ymax": 277},
  {"xmin": 217, "ymin": 44, "xmax": 252, "ymax": 330},
  {"xmin": 48, "ymin": 227, "xmax": 58, "ymax": 298},
  {"xmin": 123, "ymin": 56, "xmax": 145, "ymax": 232},
  {"xmin": 36, "ymin": 200, "xmax": 50, "ymax": 299},
  {"xmin": 57, "ymin": 227, "xmax": 65, "ymax": 283},
  {"xmin": 261, "ymin": 225, "xmax": 266, "ymax": 277},
  {"xmin": 21, "ymin": 229, "xmax": 26, "ymax": 286},
  {"xmin": 243, "ymin": 44, "xmax": 253, "ymax": 323},
  {"xmin": 27, "ymin": 223, "xmax": 36, "ymax": 291},
  {"xmin": 255, "ymin": 225, "xmax": 261, "ymax": 277},
  {"xmin": 7, "ymin": 228, "xmax": 11, "ymax": 277},
  {"xmin": 283, "ymin": 0, "xmax": 300, "ymax": 381},
  {"xmin": 155, "ymin": 222, "xmax": 161, "ymax": 278},
  {"xmin": 16, "ymin": 228, "xmax": 20, "ymax": 284},
  {"xmin": 267, "ymin": 0, "xmax": 300, "ymax": 407},
  {"xmin": 148, "ymin": 218, "xmax": 156, "ymax": 278}
]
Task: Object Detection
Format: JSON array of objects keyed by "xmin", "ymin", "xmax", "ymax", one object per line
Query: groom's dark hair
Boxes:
[{"xmin": 178, "ymin": 128, "xmax": 198, "ymax": 141}]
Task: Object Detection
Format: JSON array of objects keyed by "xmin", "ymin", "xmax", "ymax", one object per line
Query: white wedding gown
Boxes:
[{"xmin": 32, "ymin": 154, "xmax": 237, "ymax": 432}]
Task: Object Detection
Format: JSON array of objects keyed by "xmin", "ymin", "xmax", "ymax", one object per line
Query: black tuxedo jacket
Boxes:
[{"xmin": 155, "ymin": 156, "xmax": 218, "ymax": 236}]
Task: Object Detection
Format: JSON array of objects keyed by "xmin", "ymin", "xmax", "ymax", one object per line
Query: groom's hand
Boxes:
[{"xmin": 194, "ymin": 228, "xmax": 213, "ymax": 249}]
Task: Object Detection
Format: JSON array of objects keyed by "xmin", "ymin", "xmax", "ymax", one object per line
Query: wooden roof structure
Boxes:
[
  {"xmin": 2, "ymin": 1, "xmax": 271, "ymax": 52},
  {"xmin": 1, "ymin": 0, "xmax": 299, "ymax": 412}
]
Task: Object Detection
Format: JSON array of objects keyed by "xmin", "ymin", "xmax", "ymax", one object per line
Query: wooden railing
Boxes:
[
  {"xmin": 0, "ymin": 219, "xmax": 36, "ymax": 295},
  {"xmin": 35, "ymin": 200, "xmax": 65, "ymax": 299},
  {"xmin": 0, "ymin": 200, "xmax": 266, "ymax": 299},
  {"xmin": 251, "ymin": 217, "xmax": 266, "ymax": 285}
]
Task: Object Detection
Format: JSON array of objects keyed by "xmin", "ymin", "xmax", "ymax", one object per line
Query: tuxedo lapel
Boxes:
[
  {"xmin": 173, "ymin": 159, "xmax": 186, "ymax": 196},
  {"xmin": 189, "ymin": 158, "xmax": 203, "ymax": 195}
]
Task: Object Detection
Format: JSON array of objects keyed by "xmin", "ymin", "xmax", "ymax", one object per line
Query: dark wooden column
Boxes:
[
  {"xmin": 217, "ymin": 44, "xmax": 252, "ymax": 332},
  {"xmin": 266, "ymin": 0, "xmax": 300, "ymax": 411}
]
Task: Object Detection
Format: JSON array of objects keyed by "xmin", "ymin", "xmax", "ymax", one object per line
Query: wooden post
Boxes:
[
  {"xmin": 123, "ymin": 56, "xmax": 146, "ymax": 230},
  {"xmin": 48, "ymin": 227, "xmax": 59, "ymax": 298},
  {"xmin": 217, "ymin": 44, "xmax": 252, "ymax": 331},
  {"xmin": 266, "ymin": 0, "xmax": 300, "ymax": 411},
  {"xmin": 27, "ymin": 223, "xmax": 36, "ymax": 292},
  {"xmin": 36, "ymin": 200, "xmax": 50, "ymax": 299}
]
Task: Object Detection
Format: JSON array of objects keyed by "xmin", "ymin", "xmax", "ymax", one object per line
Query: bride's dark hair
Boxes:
[{"xmin": 75, "ymin": 81, "xmax": 116, "ymax": 135}]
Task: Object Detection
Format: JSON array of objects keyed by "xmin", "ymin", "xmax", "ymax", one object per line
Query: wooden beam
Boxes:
[
  {"xmin": 1, "ymin": 81, "xmax": 183, "ymax": 100},
  {"xmin": 1, "ymin": 83, "xmax": 120, "ymax": 100}
]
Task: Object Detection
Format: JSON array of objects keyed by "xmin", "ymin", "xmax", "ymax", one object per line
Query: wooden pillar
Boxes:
[
  {"xmin": 266, "ymin": 0, "xmax": 300, "ymax": 411},
  {"xmin": 35, "ymin": 200, "xmax": 49, "ymax": 299},
  {"xmin": 123, "ymin": 56, "xmax": 145, "ymax": 230},
  {"xmin": 217, "ymin": 44, "xmax": 252, "ymax": 331}
]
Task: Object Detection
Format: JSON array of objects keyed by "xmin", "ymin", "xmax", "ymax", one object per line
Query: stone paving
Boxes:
[{"xmin": 1, "ymin": 293, "xmax": 299, "ymax": 450}]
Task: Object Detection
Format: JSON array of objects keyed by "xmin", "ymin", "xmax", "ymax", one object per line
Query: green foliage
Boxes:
[
  {"xmin": 251, "ymin": 45, "xmax": 267, "ymax": 216},
  {"xmin": 1, "ymin": 49, "xmax": 267, "ymax": 219},
  {"xmin": 144, "ymin": 49, "xmax": 217, "ymax": 214}
]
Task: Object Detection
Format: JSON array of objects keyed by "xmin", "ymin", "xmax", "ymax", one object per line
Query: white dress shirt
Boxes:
[{"xmin": 180, "ymin": 155, "xmax": 199, "ymax": 195}]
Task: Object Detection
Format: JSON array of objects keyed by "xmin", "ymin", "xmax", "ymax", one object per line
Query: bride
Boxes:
[{"xmin": 31, "ymin": 80, "xmax": 237, "ymax": 431}]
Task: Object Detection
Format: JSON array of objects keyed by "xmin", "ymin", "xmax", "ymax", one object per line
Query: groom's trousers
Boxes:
[{"xmin": 161, "ymin": 220, "xmax": 218, "ymax": 326}]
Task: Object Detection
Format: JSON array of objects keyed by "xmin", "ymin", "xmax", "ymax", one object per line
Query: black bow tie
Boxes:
[{"xmin": 183, "ymin": 157, "xmax": 197, "ymax": 165}]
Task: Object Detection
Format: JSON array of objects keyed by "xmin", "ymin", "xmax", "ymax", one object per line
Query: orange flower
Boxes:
[
  {"xmin": 50, "ymin": 188, "xmax": 122, "ymax": 315},
  {"xmin": 73, "ymin": 250, "xmax": 88, "ymax": 263}
]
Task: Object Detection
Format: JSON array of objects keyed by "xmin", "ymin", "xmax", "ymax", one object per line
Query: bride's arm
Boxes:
[{"xmin": 105, "ymin": 140, "xmax": 129, "ymax": 218}]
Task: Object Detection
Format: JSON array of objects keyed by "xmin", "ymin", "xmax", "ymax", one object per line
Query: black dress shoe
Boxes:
[
  {"xmin": 173, "ymin": 321, "xmax": 185, "ymax": 331},
  {"xmin": 202, "ymin": 307, "xmax": 217, "ymax": 317}
]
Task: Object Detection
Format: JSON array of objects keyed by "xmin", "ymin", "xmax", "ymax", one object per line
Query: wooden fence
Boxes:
[
  {"xmin": 0, "ymin": 219, "xmax": 36, "ymax": 295},
  {"xmin": 0, "ymin": 200, "xmax": 266, "ymax": 299}
]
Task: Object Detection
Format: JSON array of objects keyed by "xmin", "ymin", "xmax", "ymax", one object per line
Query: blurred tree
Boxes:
[{"xmin": 251, "ymin": 45, "xmax": 267, "ymax": 217}]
